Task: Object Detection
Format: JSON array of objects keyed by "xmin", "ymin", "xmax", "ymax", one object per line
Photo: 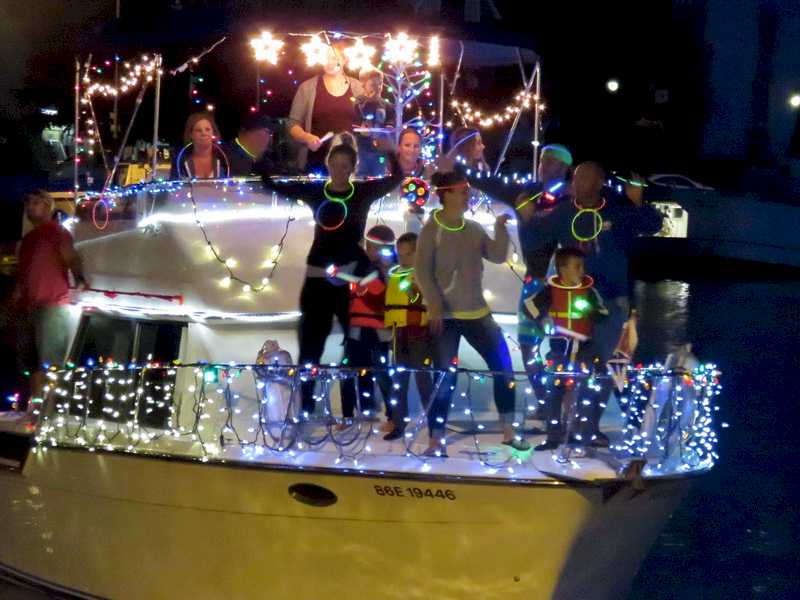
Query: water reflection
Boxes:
[{"xmin": 634, "ymin": 280, "xmax": 690, "ymax": 360}]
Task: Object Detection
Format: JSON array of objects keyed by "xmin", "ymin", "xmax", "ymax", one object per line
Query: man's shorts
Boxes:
[{"xmin": 18, "ymin": 305, "xmax": 71, "ymax": 371}]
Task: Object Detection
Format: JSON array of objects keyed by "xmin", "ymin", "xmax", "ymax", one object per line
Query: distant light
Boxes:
[
  {"xmin": 206, "ymin": 104, "xmax": 215, "ymax": 111},
  {"xmin": 606, "ymin": 79, "xmax": 620, "ymax": 93},
  {"xmin": 40, "ymin": 107, "xmax": 58, "ymax": 116},
  {"xmin": 790, "ymin": 93, "xmax": 800, "ymax": 109}
]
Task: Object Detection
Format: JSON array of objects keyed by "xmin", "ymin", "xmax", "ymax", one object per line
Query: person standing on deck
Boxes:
[
  {"xmin": 287, "ymin": 42, "xmax": 364, "ymax": 174},
  {"xmin": 533, "ymin": 161, "xmax": 662, "ymax": 446},
  {"xmin": 439, "ymin": 144, "xmax": 574, "ymax": 405},
  {"xmin": 415, "ymin": 170, "xmax": 529, "ymax": 457},
  {"xmin": 260, "ymin": 134, "xmax": 404, "ymax": 417},
  {"xmin": 14, "ymin": 190, "xmax": 88, "ymax": 415}
]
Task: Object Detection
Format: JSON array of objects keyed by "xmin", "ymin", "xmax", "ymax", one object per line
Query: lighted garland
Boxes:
[
  {"xmin": 187, "ymin": 179, "xmax": 294, "ymax": 294},
  {"xmin": 34, "ymin": 362, "xmax": 723, "ymax": 474},
  {"xmin": 449, "ymin": 91, "xmax": 543, "ymax": 130}
]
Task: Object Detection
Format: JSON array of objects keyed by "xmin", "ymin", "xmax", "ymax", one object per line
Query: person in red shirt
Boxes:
[{"xmin": 14, "ymin": 190, "xmax": 88, "ymax": 414}]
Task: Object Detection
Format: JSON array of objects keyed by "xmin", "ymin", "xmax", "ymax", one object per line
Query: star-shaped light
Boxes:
[
  {"xmin": 301, "ymin": 35, "xmax": 330, "ymax": 67},
  {"xmin": 384, "ymin": 32, "xmax": 418, "ymax": 66},
  {"xmin": 344, "ymin": 38, "xmax": 376, "ymax": 73},
  {"xmin": 250, "ymin": 32, "xmax": 284, "ymax": 65}
]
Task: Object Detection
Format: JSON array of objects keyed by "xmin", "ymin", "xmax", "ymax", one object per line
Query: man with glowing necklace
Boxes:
[
  {"xmin": 534, "ymin": 161, "xmax": 663, "ymax": 446},
  {"xmin": 228, "ymin": 113, "xmax": 276, "ymax": 177}
]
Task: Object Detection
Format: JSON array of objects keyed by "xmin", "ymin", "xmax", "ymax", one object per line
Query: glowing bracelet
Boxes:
[{"xmin": 432, "ymin": 209, "xmax": 465, "ymax": 232}]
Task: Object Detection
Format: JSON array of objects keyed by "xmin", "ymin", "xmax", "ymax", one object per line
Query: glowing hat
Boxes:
[{"xmin": 541, "ymin": 144, "xmax": 573, "ymax": 166}]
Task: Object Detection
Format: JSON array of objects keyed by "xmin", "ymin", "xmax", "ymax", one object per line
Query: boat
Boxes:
[
  {"xmin": 0, "ymin": 177, "xmax": 722, "ymax": 600},
  {"xmin": 0, "ymin": 30, "xmax": 722, "ymax": 600}
]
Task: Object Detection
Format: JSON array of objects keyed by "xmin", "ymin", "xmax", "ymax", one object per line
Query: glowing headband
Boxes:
[
  {"xmin": 541, "ymin": 144, "xmax": 573, "ymax": 166},
  {"xmin": 433, "ymin": 182, "xmax": 470, "ymax": 193},
  {"xmin": 449, "ymin": 130, "xmax": 480, "ymax": 152}
]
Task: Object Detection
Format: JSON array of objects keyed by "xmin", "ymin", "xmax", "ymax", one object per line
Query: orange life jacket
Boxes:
[
  {"xmin": 348, "ymin": 273, "xmax": 387, "ymax": 329},
  {"xmin": 547, "ymin": 275, "xmax": 596, "ymax": 338}
]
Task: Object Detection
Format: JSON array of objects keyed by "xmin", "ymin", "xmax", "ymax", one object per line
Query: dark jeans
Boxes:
[
  {"xmin": 340, "ymin": 330, "xmax": 393, "ymax": 418},
  {"xmin": 540, "ymin": 337, "xmax": 602, "ymax": 442},
  {"xmin": 298, "ymin": 277, "xmax": 350, "ymax": 415},
  {"xmin": 392, "ymin": 334, "xmax": 434, "ymax": 430},
  {"xmin": 586, "ymin": 296, "xmax": 629, "ymax": 434},
  {"xmin": 428, "ymin": 315, "xmax": 515, "ymax": 435}
]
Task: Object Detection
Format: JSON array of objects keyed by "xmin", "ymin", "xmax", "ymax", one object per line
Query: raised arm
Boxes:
[
  {"xmin": 259, "ymin": 164, "xmax": 322, "ymax": 205},
  {"xmin": 458, "ymin": 163, "xmax": 534, "ymax": 212},
  {"xmin": 482, "ymin": 214, "xmax": 511, "ymax": 264}
]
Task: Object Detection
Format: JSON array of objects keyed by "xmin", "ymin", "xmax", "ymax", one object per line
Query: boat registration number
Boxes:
[{"xmin": 374, "ymin": 485, "xmax": 456, "ymax": 500}]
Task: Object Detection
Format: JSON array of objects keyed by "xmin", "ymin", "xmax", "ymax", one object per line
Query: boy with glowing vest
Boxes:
[
  {"xmin": 522, "ymin": 247, "xmax": 609, "ymax": 450},
  {"xmin": 339, "ymin": 224, "xmax": 396, "ymax": 427},
  {"xmin": 383, "ymin": 232, "xmax": 434, "ymax": 441}
]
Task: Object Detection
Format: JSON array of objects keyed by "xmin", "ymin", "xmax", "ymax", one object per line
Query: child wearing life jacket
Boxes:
[
  {"xmin": 339, "ymin": 224, "xmax": 397, "ymax": 428},
  {"xmin": 522, "ymin": 247, "xmax": 608, "ymax": 450},
  {"xmin": 383, "ymin": 232, "xmax": 434, "ymax": 441}
]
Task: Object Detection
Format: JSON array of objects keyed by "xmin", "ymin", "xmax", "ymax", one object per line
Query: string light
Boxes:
[
  {"xmin": 33, "ymin": 363, "xmax": 722, "ymax": 475},
  {"xmin": 452, "ymin": 90, "xmax": 537, "ymax": 129},
  {"xmin": 250, "ymin": 31, "xmax": 284, "ymax": 65}
]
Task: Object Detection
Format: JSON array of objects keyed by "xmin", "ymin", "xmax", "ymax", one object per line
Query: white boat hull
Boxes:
[{"xmin": 0, "ymin": 447, "xmax": 690, "ymax": 600}]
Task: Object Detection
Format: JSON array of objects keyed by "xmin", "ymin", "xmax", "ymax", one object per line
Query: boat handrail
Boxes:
[{"xmin": 34, "ymin": 362, "xmax": 722, "ymax": 475}]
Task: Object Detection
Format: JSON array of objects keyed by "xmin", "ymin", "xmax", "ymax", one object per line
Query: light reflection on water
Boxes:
[{"xmin": 629, "ymin": 278, "xmax": 800, "ymax": 599}]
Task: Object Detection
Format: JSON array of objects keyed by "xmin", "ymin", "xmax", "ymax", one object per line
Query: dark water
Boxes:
[
  {"xmin": 628, "ymin": 279, "xmax": 800, "ymax": 599},
  {"xmin": 3, "ymin": 279, "xmax": 800, "ymax": 599}
]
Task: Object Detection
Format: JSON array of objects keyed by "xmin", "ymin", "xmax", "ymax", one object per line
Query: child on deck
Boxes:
[
  {"xmin": 339, "ymin": 224, "xmax": 397, "ymax": 428},
  {"xmin": 383, "ymin": 232, "xmax": 434, "ymax": 441},
  {"xmin": 522, "ymin": 247, "xmax": 609, "ymax": 450},
  {"xmin": 354, "ymin": 68, "xmax": 390, "ymax": 177},
  {"xmin": 415, "ymin": 171, "xmax": 529, "ymax": 457}
]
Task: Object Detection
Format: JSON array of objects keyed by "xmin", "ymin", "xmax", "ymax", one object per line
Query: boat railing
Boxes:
[{"xmin": 33, "ymin": 362, "xmax": 722, "ymax": 473}]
